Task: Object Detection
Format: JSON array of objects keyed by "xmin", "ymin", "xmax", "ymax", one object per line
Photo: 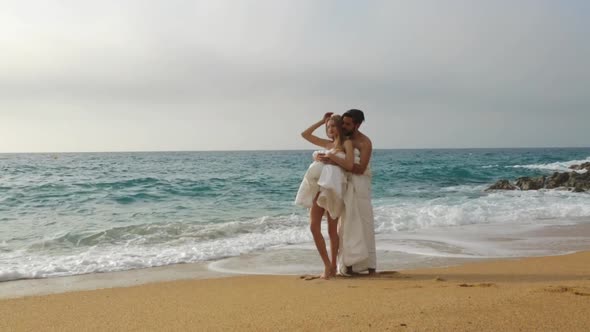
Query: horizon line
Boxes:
[{"xmin": 1, "ymin": 146, "xmax": 590, "ymax": 154}]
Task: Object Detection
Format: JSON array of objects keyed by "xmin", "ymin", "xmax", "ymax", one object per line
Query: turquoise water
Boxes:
[{"xmin": 1, "ymin": 148, "xmax": 590, "ymax": 280}]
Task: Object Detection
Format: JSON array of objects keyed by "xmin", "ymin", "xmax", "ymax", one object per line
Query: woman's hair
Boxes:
[{"xmin": 328, "ymin": 114, "xmax": 346, "ymax": 151}]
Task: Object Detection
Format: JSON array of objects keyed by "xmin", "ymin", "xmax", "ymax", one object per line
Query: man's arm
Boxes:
[
  {"xmin": 316, "ymin": 153, "xmax": 336, "ymax": 164},
  {"xmin": 326, "ymin": 140, "xmax": 354, "ymax": 171},
  {"xmin": 352, "ymin": 139, "xmax": 372, "ymax": 175}
]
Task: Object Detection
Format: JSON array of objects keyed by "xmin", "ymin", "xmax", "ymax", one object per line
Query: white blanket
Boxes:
[{"xmin": 337, "ymin": 171, "xmax": 377, "ymax": 273}]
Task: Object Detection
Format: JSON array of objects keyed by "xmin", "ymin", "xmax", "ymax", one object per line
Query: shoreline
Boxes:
[
  {"xmin": 3, "ymin": 220, "xmax": 590, "ymax": 300},
  {"xmin": 0, "ymin": 250, "xmax": 486, "ymax": 300},
  {"xmin": 1, "ymin": 251, "xmax": 589, "ymax": 331}
]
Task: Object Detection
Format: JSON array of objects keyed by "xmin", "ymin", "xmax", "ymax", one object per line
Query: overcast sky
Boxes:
[{"xmin": 1, "ymin": 0, "xmax": 589, "ymax": 152}]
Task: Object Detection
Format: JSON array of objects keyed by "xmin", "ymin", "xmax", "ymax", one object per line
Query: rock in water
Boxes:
[
  {"xmin": 515, "ymin": 176, "xmax": 546, "ymax": 190},
  {"xmin": 573, "ymin": 186, "xmax": 585, "ymax": 193},
  {"xmin": 486, "ymin": 179, "xmax": 517, "ymax": 191},
  {"xmin": 486, "ymin": 163, "xmax": 589, "ymax": 193},
  {"xmin": 545, "ymin": 172, "xmax": 571, "ymax": 189},
  {"xmin": 569, "ymin": 162, "xmax": 590, "ymax": 172},
  {"xmin": 567, "ymin": 172, "xmax": 590, "ymax": 191}
]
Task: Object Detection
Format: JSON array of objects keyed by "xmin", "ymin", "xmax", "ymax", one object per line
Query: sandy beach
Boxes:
[{"xmin": 1, "ymin": 251, "xmax": 589, "ymax": 331}]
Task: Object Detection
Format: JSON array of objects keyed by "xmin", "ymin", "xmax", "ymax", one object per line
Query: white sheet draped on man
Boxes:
[{"xmin": 337, "ymin": 167, "xmax": 377, "ymax": 275}]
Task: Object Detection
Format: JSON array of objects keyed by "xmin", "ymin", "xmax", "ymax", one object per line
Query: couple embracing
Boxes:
[{"xmin": 295, "ymin": 109, "xmax": 377, "ymax": 279}]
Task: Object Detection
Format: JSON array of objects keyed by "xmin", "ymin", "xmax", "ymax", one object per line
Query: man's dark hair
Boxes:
[{"xmin": 343, "ymin": 109, "xmax": 365, "ymax": 124}]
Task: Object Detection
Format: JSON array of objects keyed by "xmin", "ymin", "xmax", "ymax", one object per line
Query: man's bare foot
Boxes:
[
  {"xmin": 331, "ymin": 266, "xmax": 337, "ymax": 277},
  {"xmin": 346, "ymin": 266, "xmax": 354, "ymax": 276}
]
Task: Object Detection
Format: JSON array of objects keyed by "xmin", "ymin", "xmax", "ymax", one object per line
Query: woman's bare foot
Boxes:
[
  {"xmin": 321, "ymin": 266, "xmax": 332, "ymax": 280},
  {"xmin": 331, "ymin": 266, "xmax": 337, "ymax": 277}
]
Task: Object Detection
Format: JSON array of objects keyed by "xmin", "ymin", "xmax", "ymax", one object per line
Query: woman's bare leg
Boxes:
[
  {"xmin": 310, "ymin": 193, "xmax": 332, "ymax": 279},
  {"xmin": 327, "ymin": 214, "xmax": 339, "ymax": 276}
]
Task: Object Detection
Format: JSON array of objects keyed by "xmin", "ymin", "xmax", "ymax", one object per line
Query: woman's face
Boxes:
[{"xmin": 327, "ymin": 119, "xmax": 339, "ymax": 139}]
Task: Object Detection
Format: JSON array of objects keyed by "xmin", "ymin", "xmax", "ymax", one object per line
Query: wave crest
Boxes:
[{"xmin": 511, "ymin": 156, "xmax": 590, "ymax": 173}]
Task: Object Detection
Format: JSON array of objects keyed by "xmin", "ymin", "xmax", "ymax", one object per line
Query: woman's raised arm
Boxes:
[{"xmin": 301, "ymin": 113, "xmax": 333, "ymax": 149}]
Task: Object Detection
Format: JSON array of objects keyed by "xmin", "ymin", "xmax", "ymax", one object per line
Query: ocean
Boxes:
[{"xmin": 1, "ymin": 148, "xmax": 590, "ymax": 281}]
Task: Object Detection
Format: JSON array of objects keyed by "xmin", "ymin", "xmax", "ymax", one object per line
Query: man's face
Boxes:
[{"xmin": 342, "ymin": 116, "xmax": 357, "ymax": 136}]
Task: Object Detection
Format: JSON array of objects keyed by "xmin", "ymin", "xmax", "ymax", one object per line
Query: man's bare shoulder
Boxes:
[
  {"xmin": 362, "ymin": 134, "xmax": 372, "ymax": 147},
  {"xmin": 354, "ymin": 132, "xmax": 372, "ymax": 148}
]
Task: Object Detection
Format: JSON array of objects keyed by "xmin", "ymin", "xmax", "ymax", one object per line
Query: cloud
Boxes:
[{"xmin": 1, "ymin": 1, "xmax": 589, "ymax": 151}]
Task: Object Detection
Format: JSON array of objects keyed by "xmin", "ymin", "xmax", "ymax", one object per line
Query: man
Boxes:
[{"xmin": 319, "ymin": 109, "xmax": 377, "ymax": 275}]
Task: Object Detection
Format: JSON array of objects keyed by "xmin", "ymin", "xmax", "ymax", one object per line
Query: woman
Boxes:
[{"xmin": 295, "ymin": 113, "xmax": 354, "ymax": 279}]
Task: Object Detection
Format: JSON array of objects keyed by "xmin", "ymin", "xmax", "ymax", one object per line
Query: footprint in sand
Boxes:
[
  {"xmin": 458, "ymin": 283, "xmax": 496, "ymax": 288},
  {"xmin": 545, "ymin": 286, "xmax": 573, "ymax": 293},
  {"xmin": 544, "ymin": 286, "xmax": 590, "ymax": 296},
  {"xmin": 374, "ymin": 271, "xmax": 406, "ymax": 279},
  {"xmin": 300, "ymin": 271, "xmax": 402, "ymax": 281},
  {"xmin": 299, "ymin": 275, "xmax": 321, "ymax": 281}
]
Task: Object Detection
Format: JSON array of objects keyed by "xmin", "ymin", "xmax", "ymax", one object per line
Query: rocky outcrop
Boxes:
[
  {"xmin": 569, "ymin": 162, "xmax": 590, "ymax": 172},
  {"xmin": 567, "ymin": 172, "xmax": 590, "ymax": 191},
  {"xmin": 486, "ymin": 179, "xmax": 517, "ymax": 191},
  {"xmin": 486, "ymin": 163, "xmax": 590, "ymax": 192},
  {"xmin": 515, "ymin": 176, "xmax": 546, "ymax": 190},
  {"xmin": 545, "ymin": 172, "xmax": 570, "ymax": 189}
]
